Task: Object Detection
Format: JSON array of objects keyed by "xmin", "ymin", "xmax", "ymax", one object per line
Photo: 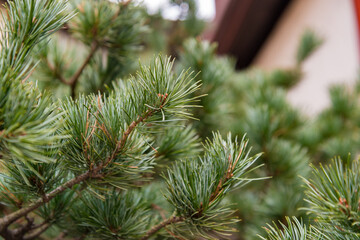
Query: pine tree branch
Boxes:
[
  {"xmin": 75, "ymin": 235, "xmax": 86, "ymax": 240},
  {"xmin": 104, "ymin": 109, "xmax": 154, "ymax": 168},
  {"xmin": 44, "ymin": 57, "xmax": 69, "ymax": 85},
  {"xmin": 43, "ymin": 41, "xmax": 99, "ymax": 97},
  {"xmin": 23, "ymin": 222, "xmax": 51, "ymax": 240},
  {"xmin": 54, "ymin": 231, "xmax": 68, "ymax": 240},
  {"xmin": 0, "ymin": 172, "xmax": 91, "ymax": 232},
  {"xmin": 0, "ymin": 106, "xmax": 156, "ymax": 232},
  {"xmin": 30, "ymin": 222, "xmax": 47, "ymax": 231},
  {"xmin": 151, "ymin": 203, "xmax": 167, "ymax": 220},
  {"xmin": 11, "ymin": 216, "xmax": 34, "ymax": 237},
  {"xmin": 208, "ymin": 151, "xmax": 242, "ymax": 206},
  {"xmin": 0, "ymin": 228, "xmax": 15, "ymax": 240},
  {"xmin": 140, "ymin": 216, "xmax": 184, "ymax": 240},
  {"xmin": 69, "ymin": 41, "xmax": 99, "ymax": 98},
  {"xmin": 151, "ymin": 204, "xmax": 184, "ymax": 240},
  {"xmin": 164, "ymin": 229, "xmax": 186, "ymax": 240},
  {"xmin": 0, "ymin": 217, "xmax": 49, "ymax": 240},
  {"xmin": 0, "ymin": 216, "xmax": 34, "ymax": 240}
]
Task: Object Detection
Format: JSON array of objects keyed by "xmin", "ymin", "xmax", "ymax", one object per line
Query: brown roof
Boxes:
[{"xmin": 205, "ymin": 0, "xmax": 292, "ymax": 69}]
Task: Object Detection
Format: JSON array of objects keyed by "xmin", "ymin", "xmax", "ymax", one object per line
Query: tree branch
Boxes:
[
  {"xmin": 151, "ymin": 205, "xmax": 185, "ymax": 240},
  {"xmin": 0, "ymin": 216, "xmax": 33, "ymax": 240},
  {"xmin": 43, "ymin": 41, "xmax": 99, "ymax": 98},
  {"xmin": 45, "ymin": 58, "xmax": 69, "ymax": 85},
  {"xmin": 54, "ymin": 231, "xmax": 68, "ymax": 240},
  {"xmin": 24, "ymin": 222, "xmax": 51, "ymax": 240},
  {"xmin": 151, "ymin": 203, "xmax": 167, "ymax": 220},
  {"xmin": 0, "ymin": 172, "xmax": 91, "ymax": 232},
  {"xmin": 0, "ymin": 106, "xmax": 156, "ymax": 233},
  {"xmin": 208, "ymin": 151, "xmax": 243, "ymax": 206},
  {"xmin": 11, "ymin": 216, "xmax": 34, "ymax": 237},
  {"xmin": 140, "ymin": 216, "xmax": 184, "ymax": 240},
  {"xmin": 69, "ymin": 41, "xmax": 99, "ymax": 98},
  {"xmin": 104, "ymin": 109, "xmax": 154, "ymax": 168}
]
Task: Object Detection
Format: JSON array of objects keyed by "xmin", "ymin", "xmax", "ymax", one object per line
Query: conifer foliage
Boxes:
[
  {"xmin": 0, "ymin": 1, "xmax": 359, "ymax": 240},
  {"xmin": 0, "ymin": 1, "xmax": 261, "ymax": 239},
  {"xmin": 176, "ymin": 28, "xmax": 360, "ymax": 239}
]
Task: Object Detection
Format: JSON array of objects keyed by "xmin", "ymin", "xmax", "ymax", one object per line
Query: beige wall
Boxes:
[{"xmin": 253, "ymin": 0, "xmax": 359, "ymax": 115}]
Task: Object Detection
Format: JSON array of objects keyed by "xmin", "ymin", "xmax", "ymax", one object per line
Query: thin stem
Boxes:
[
  {"xmin": 75, "ymin": 235, "xmax": 86, "ymax": 240},
  {"xmin": 29, "ymin": 220, "xmax": 48, "ymax": 231},
  {"xmin": 208, "ymin": 154, "xmax": 234, "ymax": 206},
  {"xmin": 151, "ymin": 204, "xmax": 184, "ymax": 239},
  {"xmin": 44, "ymin": 41, "xmax": 99, "ymax": 98},
  {"xmin": 24, "ymin": 223, "xmax": 51, "ymax": 240},
  {"xmin": 69, "ymin": 41, "xmax": 99, "ymax": 98},
  {"xmin": 45, "ymin": 58, "xmax": 69, "ymax": 85},
  {"xmin": 151, "ymin": 203, "xmax": 167, "ymax": 220},
  {"xmin": 140, "ymin": 216, "xmax": 184, "ymax": 240},
  {"xmin": 0, "ymin": 216, "xmax": 33, "ymax": 240},
  {"xmin": 165, "ymin": 229, "xmax": 186, "ymax": 240},
  {"xmin": 54, "ymin": 231, "xmax": 68, "ymax": 240},
  {"xmin": 104, "ymin": 109, "xmax": 153, "ymax": 168}
]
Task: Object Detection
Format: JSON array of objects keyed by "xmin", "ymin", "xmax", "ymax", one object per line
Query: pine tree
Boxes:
[
  {"xmin": 1, "ymin": 1, "xmax": 360, "ymax": 240},
  {"xmin": 0, "ymin": 1, "xmax": 261, "ymax": 239}
]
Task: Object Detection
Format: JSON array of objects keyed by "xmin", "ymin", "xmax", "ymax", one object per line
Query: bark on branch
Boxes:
[
  {"xmin": 0, "ymin": 172, "xmax": 90, "ymax": 232},
  {"xmin": 23, "ymin": 222, "xmax": 51, "ymax": 240},
  {"xmin": 140, "ymin": 216, "xmax": 184, "ymax": 240}
]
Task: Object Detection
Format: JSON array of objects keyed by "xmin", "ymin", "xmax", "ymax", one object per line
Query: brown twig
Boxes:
[
  {"xmin": 151, "ymin": 203, "xmax": 167, "ymax": 220},
  {"xmin": 140, "ymin": 216, "xmax": 184, "ymax": 240},
  {"xmin": 75, "ymin": 235, "xmax": 86, "ymax": 240},
  {"xmin": 0, "ymin": 171, "xmax": 91, "ymax": 233},
  {"xmin": 44, "ymin": 41, "xmax": 99, "ymax": 98},
  {"xmin": 69, "ymin": 41, "xmax": 99, "ymax": 98},
  {"xmin": 0, "ymin": 216, "xmax": 49, "ymax": 240},
  {"xmin": 103, "ymin": 109, "xmax": 154, "ymax": 169},
  {"xmin": 208, "ymin": 154, "xmax": 232, "ymax": 206},
  {"xmin": 54, "ymin": 231, "xmax": 68, "ymax": 240},
  {"xmin": 151, "ymin": 204, "xmax": 184, "ymax": 239},
  {"xmin": 165, "ymin": 228, "xmax": 186, "ymax": 240},
  {"xmin": 23, "ymin": 222, "xmax": 51, "ymax": 240},
  {"xmin": 8, "ymin": 216, "xmax": 34, "ymax": 239},
  {"xmin": 209, "ymin": 150, "xmax": 244, "ymax": 206},
  {"xmin": 21, "ymin": 67, "xmax": 36, "ymax": 84},
  {"xmin": 45, "ymin": 58, "xmax": 68, "ymax": 85}
]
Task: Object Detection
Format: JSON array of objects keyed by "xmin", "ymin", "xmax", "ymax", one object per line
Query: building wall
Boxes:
[{"xmin": 253, "ymin": 0, "xmax": 359, "ymax": 115}]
